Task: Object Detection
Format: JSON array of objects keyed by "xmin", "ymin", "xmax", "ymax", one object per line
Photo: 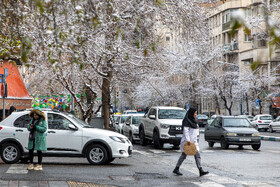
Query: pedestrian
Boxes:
[
  {"xmin": 27, "ymin": 107, "xmax": 47, "ymax": 171},
  {"xmin": 8, "ymin": 106, "xmax": 16, "ymax": 116},
  {"xmin": 173, "ymin": 107, "xmax": 209, "ymax": 177}
]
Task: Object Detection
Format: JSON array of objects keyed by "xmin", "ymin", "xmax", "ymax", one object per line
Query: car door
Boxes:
[
  {"xmin": 123, "ymin": 116, "xmax": 131, "ymax": 137},
  {"xmin": 147, "ymin": 108, "xmax": 157, "ymax": 137},
  {"xmin": 47, "ymin": 113, "xmax": 83, "ymax": 153},
  {"xmin": 12, "ymin": 113, "xmax": 32, "ymax": 152},
  {"xmin": 205, "ymin": 118, "xmax": 217, "ymax": 141}
]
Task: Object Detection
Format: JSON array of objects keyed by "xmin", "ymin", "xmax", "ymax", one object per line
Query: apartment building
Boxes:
[{"xmin": 203, "ymin": 0, "xmax": 280, "ymax": 116}]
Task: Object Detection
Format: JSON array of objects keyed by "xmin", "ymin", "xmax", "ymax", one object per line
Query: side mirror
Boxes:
[
  {"xmin": 126, "ymin": 122, "xmax": 130, "ymax": 126},
  {"xmin": 149, "ymin": 115, "xmax": 156, "ymax": 119},
  {"xmin": 68, "ymin": 124, "xmax": 78, "ymax": 130}
]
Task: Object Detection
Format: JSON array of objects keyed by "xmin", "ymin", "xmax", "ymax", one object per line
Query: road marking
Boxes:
[
  {"xmin": 6, "ymin": 164, "xmax": 28, "ymax": 174},
  {"xmin": 192, "ymin": 181, "xmax": 225, "ymax": 187},
  {"xmin": 133, "ymin": 150, "xmax": 159, "ymax": 158}
]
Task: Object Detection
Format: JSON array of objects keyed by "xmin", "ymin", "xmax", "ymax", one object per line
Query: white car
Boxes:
[
  {"xmin": 122, "ymin": 114, "xmax": 144, "ymax": 143},
  {"xmin": 123, "ymin": 110, "xmax": 137, "ymax": 114},
  {"xmin": 268, "ymin": 116, "xmax": 280, "ymax": 133},
  {"xmin": 139, "ymin": 106, "xmax": 187, "ymax": 149},
  {"xmin": 0, "ymin": 109, "xmax": 132, "ymax": 164},
  {"xmin": 114, "ymin": 114, "xmax": 130, "ymax": 134},
  {"xmin": 251, "ymin": 114, "xmax": 273, "ymax": 131}
]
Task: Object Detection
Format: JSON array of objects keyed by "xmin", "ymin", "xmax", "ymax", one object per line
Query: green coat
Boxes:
[{"xmin": 27, "ymin": 118, "xmax": 47, "ymax": 151}]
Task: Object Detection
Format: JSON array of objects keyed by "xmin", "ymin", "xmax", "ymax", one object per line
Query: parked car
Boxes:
[
  {"xmin": 196, "ymin": 114, "xmax": 208, "ymax": 127},
  {"xmin": 238, "ymin": 115, "xmax": 254, "ymax": 122},
  {"xmin": 115, "ymin": 114, "xmax": 130, "ymax": 134},
  {"xmin": 0, "ymin": 109, "xmax": 132, "ymax": 164},
  {"xmin": 202, "ymin": 112, "xmax": 215, "ymax": 118},
  {"xmin": 268, "ymin": 116, "xmax": 280, "ymax": 133},
  {"xmin": 139, "ymin": 106, "xmax": 187, "ymax": 149},
  {"xmin": 123, "ymin": 110, "xmax": 137, "ymax": 114},
  {"xmin": 122, "ymin": 114, "xmax": 144, "ymax": 143},
  {"xmin": 204, "ymin": 116, "xmax": 261, "ymax": 150},
  {"xmin": 251, "ymin": 114, "xmax": 273, "ymax": 131}
]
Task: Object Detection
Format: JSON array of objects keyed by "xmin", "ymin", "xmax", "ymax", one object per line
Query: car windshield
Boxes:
[
  {"xmin": 65, "ymin": 113, "xmax": 92, "ymax": 128},
  {"xmin": 223, "ymin": 118, "xmax": 251, "ymax": 127},
  {"xmin": 260, "ymin": 116, "xmax": 272, "ymax": 120},
  {"xmin": 158, "ymin": 109, "xmax": 186, "ymax": 119}
]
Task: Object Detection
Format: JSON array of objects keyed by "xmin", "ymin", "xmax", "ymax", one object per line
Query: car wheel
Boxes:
[
  {"xmin": 139, "ymin": 128, "xmax": 147, "ymax": 146},
  {"xmin": 86, "ymin": 144, "xmax": 108, "ymax": 165},
  {"xmin": 0, "ymin": 143, "xmax": 21, "ymax": 164},
  {"xmin": 252, "ymin": 143, "xmax": 261, "ymax": 150},
  {"xmin": 269, "ymin": 126, "xmax": 274, "ymax": 133},
  {"xmin": 153, "ymin": 131, "xmax": 163, "ymax": 149},
  {"xmin": 208, "ymin": 142, "xmax": 214, "ymax": 148},
  {"xmin": 220, "ymin": 138, "xmax": 229, "ymax": 149},
  {"xmin": 129, "ymin": 132, "xmax": 134, "ymax": 144}
]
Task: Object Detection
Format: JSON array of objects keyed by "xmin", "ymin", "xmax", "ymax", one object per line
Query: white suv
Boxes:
[
  {"xmin": 0, "ymin": 109, "xmax": 132, "ymax": 164},
  {"xmin": 139, "ymin": 106, "xmax": 187, "ymax": 149}
]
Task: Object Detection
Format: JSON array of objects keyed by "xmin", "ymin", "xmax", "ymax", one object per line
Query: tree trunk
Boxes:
[{"xmin": 102, "ymin": 76, "xmax": 111, "ymax": 129}]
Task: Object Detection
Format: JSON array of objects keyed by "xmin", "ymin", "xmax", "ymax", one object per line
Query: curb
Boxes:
[
  {"xmin": 261, "ymin": 136, "xmax": 280, "ymax": 142},
  {"xmin": 199, "ymin": 130, "xmax": 280, "ymax": 142}
]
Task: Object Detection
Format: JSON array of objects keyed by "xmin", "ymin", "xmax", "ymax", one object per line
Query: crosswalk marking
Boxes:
[{"xmin": 6, "ymin": 164, "xmax": 28, "ymax": 174}]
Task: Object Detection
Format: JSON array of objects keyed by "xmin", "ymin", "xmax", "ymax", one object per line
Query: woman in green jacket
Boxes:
[{"xmin": 27, "ymin": 108, "xmax": 47, "ymax": 171}]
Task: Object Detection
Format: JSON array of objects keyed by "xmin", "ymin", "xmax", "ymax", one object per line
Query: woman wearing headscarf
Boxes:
[
  {"xmin": 27, "ymin": 108, "xmax": 47, "ymax": 171},
  {"xmin": 173, "ymin": 107, "xmax": 209, "ymax": 177}
]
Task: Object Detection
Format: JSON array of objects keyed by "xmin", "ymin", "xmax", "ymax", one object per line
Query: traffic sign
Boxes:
[
  {"xmin": 256, "ymin": 99, "xmax": 260, "ymax": 109},
  {"xmin": 186, "ymin": 103, "xmax": 190, "ymax": 110}
]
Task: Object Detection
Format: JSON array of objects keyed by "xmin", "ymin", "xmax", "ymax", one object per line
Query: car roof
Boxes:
[
  {"xmin": 150, "ymin": 106, "xmax": 186, "ymax": 110},
  {"xmin": 256, "ymin": 114, "xmax": 272, "ymax": 116}
]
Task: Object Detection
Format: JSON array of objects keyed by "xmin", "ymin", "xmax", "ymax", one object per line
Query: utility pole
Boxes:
[{"xmin": 1, "ymin": 68, "xmax": 8, "ymax": 120}]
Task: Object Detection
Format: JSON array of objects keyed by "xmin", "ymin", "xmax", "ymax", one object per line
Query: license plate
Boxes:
[
  {"xmin": 175, "ymin": 134, "xmax": 182, "ymax": 138},
  {"xmin": 239, "ymin": 138, "xmax": 251, "ymax": 141}
]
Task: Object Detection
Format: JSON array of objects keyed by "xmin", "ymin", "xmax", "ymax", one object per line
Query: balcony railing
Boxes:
[{"xmin": 223, "ymin": 42, "xmax": 238, "ymax": 53}]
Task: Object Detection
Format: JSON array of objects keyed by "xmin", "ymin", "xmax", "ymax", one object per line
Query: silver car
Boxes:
[
  {"xmin": 268, "ymin": 116, "xmax": 280, "ymax": 133},
  {"xmin": 251, "ymin": 114, "xmax": 273, "ymax": 131}
]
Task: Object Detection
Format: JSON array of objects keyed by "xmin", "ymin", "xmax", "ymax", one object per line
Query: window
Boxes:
[
  {"xmin": 14, "ymin": 114, "xmax": 31, "ymax": 128},
  {"xmin": 48, "ymin": 113, "xmax": 74, "ymax": 130},
  {"xmin": 166, "ymin": 36, "xmax": 170, "ymax": 41},
  {"xmin": 125, "ymin": 117, "xmax": 131, "ymax": 124},
  {"xmin": 243, "ymin": 59, "xmax": 252, "ymax": 65},
  {"xmin": 132, "ymin": 117, "xmax": 140, "ymax": 126},
  {"xmin": 244, "ymin": 33, "xmax": 251, "ymax": 42}
]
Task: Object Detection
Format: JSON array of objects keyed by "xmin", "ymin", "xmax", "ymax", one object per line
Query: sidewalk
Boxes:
[{"xmin": 0, "ymin": 180, "xmax": 115, "ymax": 187}]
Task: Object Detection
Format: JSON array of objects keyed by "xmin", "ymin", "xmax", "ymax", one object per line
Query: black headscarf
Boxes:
[{"xmin": 182, "ymin": 107, "xmax": 198, "ymax": 129}]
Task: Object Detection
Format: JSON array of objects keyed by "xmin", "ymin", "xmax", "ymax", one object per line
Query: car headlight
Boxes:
[
  {"xmin": 252, "ymin": 132, "xmax": 260, "ymax": 137},
  {"xmin": 160, "ymin": 124, "xmax": 170, "ymax": 129},
  {"xmin": 226, "ymin": 133, "xmax": 237, "ymax": 136},
  {"xmin": 109, "ymin": 136, "xmax": 126, "ymax": 143}
]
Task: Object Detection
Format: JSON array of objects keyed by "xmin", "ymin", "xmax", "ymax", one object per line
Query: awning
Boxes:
[{"xmin": 0, "ymin": 61, "xmax": 32, "ymax": 110}]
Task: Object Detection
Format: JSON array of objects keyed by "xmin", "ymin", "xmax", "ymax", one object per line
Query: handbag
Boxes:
[{"xmin": 183, "ymin": 142, "xmax": 197, "ymax": 155}]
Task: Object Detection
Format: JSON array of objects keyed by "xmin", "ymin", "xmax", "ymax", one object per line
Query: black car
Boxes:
[
  {"xmin": 204, "ymin": 116, "xmax": 261, "ymax": 150},
  {"xmin": 196, "ymin": 114, "xmax": 208, "ymax": 127}
]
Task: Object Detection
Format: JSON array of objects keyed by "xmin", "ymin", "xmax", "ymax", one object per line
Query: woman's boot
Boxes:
[
  {"xmin": 199, "ymin": 167, "xmax": 209, "ymax": 177},
  {"xmin": 173, "ymin": 166, "xmax": 183, "ymax": 176}
]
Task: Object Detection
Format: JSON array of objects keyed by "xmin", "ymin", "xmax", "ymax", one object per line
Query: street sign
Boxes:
[
  {"xmin": 186, "ymin": 103, "xmax": 190, "ymax": 110},
  {"xmin": 0, "ymin": 74, "xmax": 3, "ymax": 83},
  {"xmin": 256, "ymin": 99, "xmax": 260, "ymax": 109}
]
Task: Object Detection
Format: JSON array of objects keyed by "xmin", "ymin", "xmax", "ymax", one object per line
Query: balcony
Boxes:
[
  {"xmin": 223, "ymin": 42, "xmax": 238, "ymax": 53},
  {"xmin": 222, "ymin": 22, "xmax": 231, "ymax": 31}
]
